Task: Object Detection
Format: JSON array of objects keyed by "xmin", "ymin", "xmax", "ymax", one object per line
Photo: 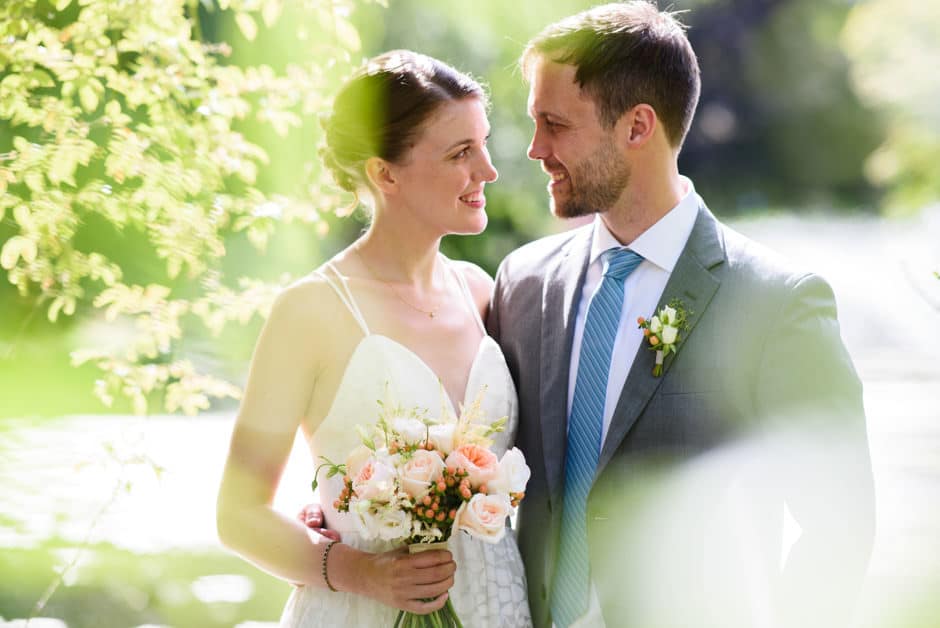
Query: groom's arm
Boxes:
[{"xmin": 756, "ymin": 273, "xmax": 875, "ymax": 628}]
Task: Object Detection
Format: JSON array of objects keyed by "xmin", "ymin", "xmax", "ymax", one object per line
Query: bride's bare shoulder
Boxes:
[
  {"xmin": 450, "ymin": 260, "xmax": 494, "ymax": 314},
  {"xmin": 265, "ymin": 266, "xmax": 349, "ymax": 333}
]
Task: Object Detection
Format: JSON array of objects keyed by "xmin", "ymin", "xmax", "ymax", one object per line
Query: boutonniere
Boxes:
[{"xmin": 637, "ymin": 299, "xmax": 691, "ymax": 377}]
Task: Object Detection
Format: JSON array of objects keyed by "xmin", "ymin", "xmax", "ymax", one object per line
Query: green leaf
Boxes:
[
  {"xmin": 56, "ymin": 0, "xmax": 72, "ymax": 11},
  {"xmin": 235, "ymin": 12, "xmax": 258, "ymax": 41}
]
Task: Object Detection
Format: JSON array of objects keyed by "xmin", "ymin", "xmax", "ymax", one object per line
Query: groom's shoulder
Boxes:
[
  {"xmin": 712, "ymin": 217, "xmax": 812, "ymax": 287},
  {"xmin": 498, "ymin": 223, "xmax": 590, "ymax": 280}
]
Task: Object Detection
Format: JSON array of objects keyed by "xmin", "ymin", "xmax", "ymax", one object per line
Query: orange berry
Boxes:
[
  {"xmin": 637, "ymin": 316, "xmax": 645, "ymax": 325},
  {"xmin": 643, "ymin": 328, "xmax": 651, "ymax": 337},
  {"xmin": 649, "ymin": 336, "xmax": 660, "ymax": 346},
  {"xmin": 449, "ymin": 509, "xmax": 457, "ymax": 520},
  {"xmin": 436, "ymin": 511, "xmax": 446, "ymax": 522},
  {"xmin": 422, "ymin": 495, "xmax": 432, "ymax": 506}
]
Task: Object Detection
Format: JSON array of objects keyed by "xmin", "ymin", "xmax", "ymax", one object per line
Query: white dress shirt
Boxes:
[{"xmin": 560, "ymin": 176, "xmax": 699, "ymax": 628}]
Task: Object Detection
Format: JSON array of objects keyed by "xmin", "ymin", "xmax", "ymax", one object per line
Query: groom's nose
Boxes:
[{"xmin": 527, "ymin": 126, "xmax": 550, "ymax": 161}]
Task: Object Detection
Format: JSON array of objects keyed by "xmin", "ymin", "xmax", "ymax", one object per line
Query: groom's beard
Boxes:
[{"xmin": 551, "ymin": 139, "xmax": 630, "ymax": 219}]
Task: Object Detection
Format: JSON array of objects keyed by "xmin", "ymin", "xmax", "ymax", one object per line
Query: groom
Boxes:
[{"xmin": 488, "ymin": 2, "xmax": 874, "ymax": 627}]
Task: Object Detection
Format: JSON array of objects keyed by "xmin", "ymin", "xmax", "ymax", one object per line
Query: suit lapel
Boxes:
[
  {"xmin": 595, "ymin": 205, "xmax": 725, "ymax": 479},
  {"xmin": 540, "ymin": 225, "xmax": 593, "ymax": 500}
]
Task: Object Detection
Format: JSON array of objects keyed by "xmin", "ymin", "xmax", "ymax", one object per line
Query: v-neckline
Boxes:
[
  {"xmin": 315, "ymin": 333, "xmax": 493, "ymax": 433},
  {"xmin": 365, "ymin": 333, "xmax": 491, "ymax": 415}
]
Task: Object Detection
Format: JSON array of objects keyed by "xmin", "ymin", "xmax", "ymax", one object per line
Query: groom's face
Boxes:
[{"xmin": 526, "ymin": 57, "xmax": 629, "ymax": 219}]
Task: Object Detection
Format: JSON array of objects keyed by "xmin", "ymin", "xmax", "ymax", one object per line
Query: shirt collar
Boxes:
[{"xmin": 589, "ymin": 175, "xmax": 700, "ymax": 273}]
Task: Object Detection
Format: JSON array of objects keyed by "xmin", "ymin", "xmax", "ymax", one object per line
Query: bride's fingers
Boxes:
[
  {"xmin": 401, "ymin": 592, "xmax": 450, "ymax": 615},
  {"xmin": 407, "ymin": 560, "xmax": 456, "ymax": 587}
]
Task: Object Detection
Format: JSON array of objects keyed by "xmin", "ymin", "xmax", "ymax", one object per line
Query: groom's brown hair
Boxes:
[{"xmin": 522, "ymin": 1, "xmax": 701, "ymax": 149}]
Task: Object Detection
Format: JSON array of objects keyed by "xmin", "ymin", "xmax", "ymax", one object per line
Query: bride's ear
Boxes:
[{"xmin": 365, "ymin": 157, "xmax": 397, "ymax": 194}]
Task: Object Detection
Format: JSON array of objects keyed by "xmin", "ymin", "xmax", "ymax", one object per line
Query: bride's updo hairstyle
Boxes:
[{"xmin": 320, "ymin": 50, "xmax": 486, "ymax": 209}]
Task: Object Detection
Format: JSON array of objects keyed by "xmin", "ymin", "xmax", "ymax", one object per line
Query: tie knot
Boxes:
[{"xmin": 602, "ymin": 248, "xmax": 643, "ymax": 282}]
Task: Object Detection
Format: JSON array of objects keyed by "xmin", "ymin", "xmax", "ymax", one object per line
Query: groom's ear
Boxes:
[
  {"xmin": 619, "ymin": 104, "xmax": 657, "ymax": 149},
  {"xmin": 364, "ymin": 157, "xmax": 397, "ymax": 194}
]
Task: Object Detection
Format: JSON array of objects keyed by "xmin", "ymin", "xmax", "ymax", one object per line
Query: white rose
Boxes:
[
  {"xmin": 650, "ymin": 315, "xmax": 663, "ymax": 334},
  {"xmin": 374, "ymin": 507, "xmax": 412, "ymax": 541},
  {"xmin": 345, "ymin": 444, "xmax": 373, "ymax": 478},
  {"xmin": 352, "ymin": 458, "xmax": 398, "ymax": 502},
  {"xmin": 428, "ymin": 423, "xmax": 456, "ymax": 455},
  {"xmin": 392, "ymin": 417, "xmax": 428, "ymax": 446},
  {"xmin": 661, "ymin": 324, "xmax": 678, "ymax": 345},
  {"xmin": 455, "ymin": 494, "xmax": 511, "ymax": 543},
  {"xmin": 351, "ymin": 500, "xmax": 379, "ymax": 538},
  {"xmin": 399, "ymin": 449, "xmax": 446, "ymax": 499},
  {"xmin": 489, "ymin": 447, "xmax": 531, "ymax": 495},
  {"xmin": 662, "ymin": 305, "xmax": 677, "ymax": 325}
]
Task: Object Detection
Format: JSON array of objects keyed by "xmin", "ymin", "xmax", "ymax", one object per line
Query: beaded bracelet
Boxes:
[{"xmin": 322, "ymin": 540, "xmax": 338, "ymax": 592}]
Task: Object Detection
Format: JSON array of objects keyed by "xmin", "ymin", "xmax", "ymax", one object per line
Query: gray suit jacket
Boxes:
[{"xmin": 488, "ymin": 204, "xmax": 874, "ymax": 628}]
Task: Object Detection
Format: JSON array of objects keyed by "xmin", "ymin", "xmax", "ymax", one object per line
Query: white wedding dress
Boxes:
[{"xmin": 280, "ymin": 260, "xmax": 532, "ymax": 627}]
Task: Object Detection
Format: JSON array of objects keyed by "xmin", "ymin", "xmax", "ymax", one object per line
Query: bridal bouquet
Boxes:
[{"xmin": 312, "ymin": 386, "xmax": 530, "ymax": 628}]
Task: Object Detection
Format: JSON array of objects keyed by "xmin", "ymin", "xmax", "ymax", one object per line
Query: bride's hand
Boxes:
[{"xmin": 353, "ymin": 546, "xmax": 456, "ymax": 613}]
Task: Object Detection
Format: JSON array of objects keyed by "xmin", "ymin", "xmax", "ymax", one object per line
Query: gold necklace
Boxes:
[{"xmin": 355, "ymin": 245, "xmax": 443, "ymax": 319}]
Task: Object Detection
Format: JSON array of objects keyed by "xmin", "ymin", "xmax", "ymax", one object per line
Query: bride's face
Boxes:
[{"xmin": 385, "ymin": 97, "xmax": 498, "ymax": 236}]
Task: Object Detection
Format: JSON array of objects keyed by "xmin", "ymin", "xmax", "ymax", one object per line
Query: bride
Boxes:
[{"xmin": 216, "ymin": 50, "xmax": 532, "ymax": 626}]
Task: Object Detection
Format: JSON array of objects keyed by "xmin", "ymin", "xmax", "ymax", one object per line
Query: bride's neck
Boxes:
[{"xmin": 355, "ymin": 222, "xmax": 442, "ymax": 287}]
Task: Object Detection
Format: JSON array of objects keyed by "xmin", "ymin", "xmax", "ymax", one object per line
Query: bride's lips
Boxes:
[{"xmin": 459, "ymin": 191, "xmax": 486, "ymax": 209}]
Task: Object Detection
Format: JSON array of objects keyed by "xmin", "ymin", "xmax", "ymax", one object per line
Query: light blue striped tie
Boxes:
[{"xmin": 551, "ymin": 247, "xmax": 644, "ymax": 627}]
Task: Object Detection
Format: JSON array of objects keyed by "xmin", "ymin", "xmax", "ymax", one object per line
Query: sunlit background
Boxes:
[{"xmin": 1, "ymin": 0, "xmax": 939, "ymax": 626}]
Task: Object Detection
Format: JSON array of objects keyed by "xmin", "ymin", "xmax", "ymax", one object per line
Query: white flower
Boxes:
[
  {"xmin": 661, "ymin": 305, "xmax": 677, "ymax": 325},
  {"xmin": 351, "ymin": 500, "xmax": 379, "ymax": 537},
  {"xmin": 374, "ymin": 507, "xmax": 412, "ymax": 541},
  {"xmin": 428, "ymin": 423, "xmax": 456, "ymax": 454},
  {"xmin": 489, "ymin": 447, "xmax": 531, "ymax": 495},
  {"xmin": 650, "ymin": 315, "xmax": 663, "ymax": 334},
  {"xmin": 399, "ymin": 449, "xmax": 445, "ymax": 499},
  {"xmin": 392, "ymin": 417, "xmax": 428, "ymax": 445},
  {"xmin": 661, "ymin": 324, "xmax": 678, "ymax": 345},
  {"xmin": 455, "ymin": 494, "xmax": 511, "ymax": 543}
]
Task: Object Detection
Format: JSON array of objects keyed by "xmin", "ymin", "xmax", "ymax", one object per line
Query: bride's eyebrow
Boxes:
[
  {"xmin": 444, "ymin": 139, "xmax": 473, "ymax": 151},
  {"xmin": 443, "ymin": 132, "xmax": 491, "ymax": 153}
]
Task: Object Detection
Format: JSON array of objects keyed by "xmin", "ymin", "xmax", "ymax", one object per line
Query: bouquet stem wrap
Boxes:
[{"xmin": 393, "ymin": 542, "xmax": 463, "ymax": 628}]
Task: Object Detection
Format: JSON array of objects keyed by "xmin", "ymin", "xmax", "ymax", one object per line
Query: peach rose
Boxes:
[
  {"xmin": 345, "ymin": 444, "xmax": 373, "ymax": 478},
  {"xmin": 445, "ymin": 444, "xmax": 498, "ymax": 488},
  {"xmin": 455, "ymin": 493, "xmax": 511, "ymax": 543},
  {"xmin": 400, "ymin": 449, "xmax": 445, "ymax": 499},
  {"xmin": 352, "ymin": 458, "xmax": 397, "ymax": 502}
]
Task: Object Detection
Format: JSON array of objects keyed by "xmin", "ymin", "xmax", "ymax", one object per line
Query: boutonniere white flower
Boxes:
[{"xmin": 637, "ymin": 299, "xmax": 691, "ymax": 377}]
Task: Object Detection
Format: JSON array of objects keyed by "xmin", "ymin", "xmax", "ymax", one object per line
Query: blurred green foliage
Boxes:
[
  {"xmin": 841, "ymin": 0, "xmax": 940, "ymax": 214},
  {"xmin": 0, "ymin": 540, "xmax": 291, "ymax": 627},
  {"xmin": 0, "ymin": 0, "xmax": 378, "ymax": 416}
]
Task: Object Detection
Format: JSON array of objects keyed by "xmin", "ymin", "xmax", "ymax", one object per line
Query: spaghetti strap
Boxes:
[
  {"xmin": 314, "ymin": 262, "xmax": 371, "ymax": 336},
  {"xmin": 443, "ymin": 257, "xmax": 487, "ymax": 335}
]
